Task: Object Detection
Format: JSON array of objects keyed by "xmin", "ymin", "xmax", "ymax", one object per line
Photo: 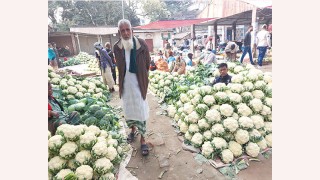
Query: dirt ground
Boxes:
[{"xmin": 107, "ymin": 63, "xmax": 272, "ymax": 180}]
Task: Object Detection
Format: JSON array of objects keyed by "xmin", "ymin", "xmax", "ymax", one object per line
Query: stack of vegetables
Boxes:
[
  {"xmin": 48, "ymin": 124, "xmax": 129, "ymax": 180},
  {"xmin": 62, "ymin": 52, "xmax": 97, "ymax": 67},
  {"xmin": 149, "ymin": 63, "xmax": 272, "ymax": 163},
  {"xmin": 48, "ymin": 68, "xmax": 121, "ymax": 132}
]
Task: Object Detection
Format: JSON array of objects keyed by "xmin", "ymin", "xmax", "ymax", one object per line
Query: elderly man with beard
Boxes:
[{"xmin": 113, "ymin": 19, "xmax": 151, "ymax": 156}]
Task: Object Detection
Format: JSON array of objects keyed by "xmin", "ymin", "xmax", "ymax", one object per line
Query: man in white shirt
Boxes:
[
  {"xmin": 224, "ymin": 41, "xmax": 239, "ymax": 61},
  {"xmin": 256, "ymin": 24, "xmax": 271, "ymax": 68},
  {"xmin": 205, "ymin": 36, "xmax": 214, "ymax": 50}
]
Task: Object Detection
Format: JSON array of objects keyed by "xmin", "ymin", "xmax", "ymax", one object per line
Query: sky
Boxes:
[{"xmin": 240, "ymin": 0, "xmax": 272, "ymax": 8}]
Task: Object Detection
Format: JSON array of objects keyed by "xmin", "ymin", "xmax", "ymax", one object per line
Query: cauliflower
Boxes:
[
  {"xmin": 257, "ymin": 138, "xmax": 268, "ymax": 150},
  {"xmin": 67, "ymin": 160, "xmax": 77, "ymax": 171},
  {"xmin": 51, "ymin": 77, "xmax": 61, "ymax": 85},
  {"xmin": 265, "ymin": 134, "xmax": 272, "ymax": 147},
  {"xmin": 167, "ymin": 105, "xmax": 177, "ymax": 118},
  {"xmin": 198, "ymin": 119, "xmax": 210, "ymax": 130},
  {"xmin": 252, "ymin": 90, "xmax": 265, "ymax": 99},
  {"xmin": 188, "ymin": 124, "xmax": 200, "ymax": 134},
  {"xmin": 60, "ymin": 142, "xmax": 79, "ymax": 160},
  {"xmin": 219, "ymin": 104, "xmax": 234, "ymax": 117},
  {"xmin": 191, "ymin": 94, "xmax": 202, "ymax": 106},
  {"xmin": 94, "ymin": 157, "xmax": 114, "ymax": 175},
  {"xmin": 180, "ymin": 93, "xmax": 190, "ymax": 103},
  {"xmin": 221, "ymin": 149, "xmax": 234, "ymax": 163},
  {"xmin": 232, "ymin": 113, "xmax": 239, "ymax": 120},
  {"xmin": 246, "ymin": 142, "xmax": 260, "ymax": 157},
  {"xmin": 264, "ymin": 97, "xmax": 272, "ymax": 108},
  {"xmin": 80, "ymin": 132, "xmax": 97, "ymax": 150},
  {"xmin": 238, "ymin": 116, "xmax": 254, "ymax": 130},
  {"xmin": 107, "ymin": 138, "xmax": 118, "ymax": 148},
  {"xmin": 263, "ymin": 75, "xmax": 272, "ymax": 84},
  {"xmin": 187, "ymin": 111, "xmax": 200, "ymax": 123},
  {"xmin": 228, "ymin": 83, "xmax": 245, "ymax": 94},
  {"xmin": 48, "ymin": 131, "xmax": 52, "ymax": 139},
  {"xmin": 199, "ymin": 85, "xmax": 213, "ymax": 96},
  {"xmin": 224, "ymin": 132, "xmax": 235, "ymax": 142},
  {"xmin": 214, "ymin": 92, "xmax": 228, "ymax": 104},
  {"xmin": 99, "ymin": 130, "xmax": 109, "ymax": 138},
  {"xmin": 223, "ymin": 117, "xmax": 239, "ymax": 132},
  {"xmin": 249, "ymin": 98, "xmax": 263, "ymax": 112},
  {"xmin": 241, "ymin": 92, "xmax": 254, "ymax": 103},
  {"xmin": 203, "ymin": 95, "xmax": 216, "ymax": 107},
  {"xmin": 249, "ymin": 129, "xmax": 262, "ymax": 142},
  {"xmin": 233, "ymin": 66, "xmax": 245, "ymax": 73},
  {"xmin": 211, "ymin": 123, "xmax": 226, "ymax": 136},
  {"xmin": 261, "ymin": 105, "xmax": 272, "ymax": 116},
  {"xmin": 211, "ymin": 105, "xmax": 220, "ymax": 110},
  {"xmin": 231, "ymin": 74, "xmax": 244, "ymax": 84},
  {"xmin": 213, "ymin": 83, "xmax": 227, "ymax": 92},
  {"xmin": 228, "ymin": 141, "xmax": 243, "ymax": 157},
  {"xmin": 67, "ymin": 86, "xmax": 78, "ymax": 95},
  {"xmin": 75, "ymin": 165, "xmax": 93, "ymax": 180},
  {"xmin": 264, "ymin": 122, "xmax": 272, "ymax": 134},
  {"xmin": 196, "ymin": 104, "xmax": 209, "ymax": 118},
  {"xmin": 254, "ymin": 80, "xmax": 267, "ymax": 90},
  {"xmin": 205, "ymin": 109, "xmax": 221, "ymax": 123},
  {"xmin": 183, "ymin": 103, "xmax": 194, "ymax": 115},
  {"xmin": 213, "ymin": 69, "xmax": 220, "ymax": 77},
  {"xmin": 48, "ymin": 156, "xmax": 67, "ymax": 174},
  {"xmin": 185, "ymin": 131, "xmax": 193, "ymax": 140},
  {"xmin": 176, "ymin": 101, "xmax": 183, "ymax": 108},
  {"xmin": 86, "ymin": 125, "xmax": 101, "ymax": 136},
  {"xmin": 235, "ymin": 129, "xmax": 250, "ymax": 145},
  {"xmin": 266, "ymin": 114, "xmax": 272, "ymax": 122},
  {"xmin": 247, "ymin": 71, "xmax": 259, "ymax": 82},
  {"xmin": 179, "ymin": 121, "xmax": 189, "ymax": 133},
  {"xmin": 242, "ymin": 82, "xmax": 254, "ymax": 91},
  {"xmin": 106, "ymin": 146, "xmax": 118, "ymax": 161},
  {"xmin": 201, "ymin": 141, "xmax": 214, "ymax": 158},
  {"xmin": 237, "ymin": 103, "xmax": 252, "ymax": 117},
  {"xmin": 203, "ymin": 130, "xmax": 213, "ymax": 141},
  {"xmin": 250, "ymin": 115, "xmax": 265, "ymax": 129},
  {"xmin": 48, "ymin": 135, "xmax": 66, "ymax": 154},
  {"xmin": 212, "ymin": 137, "xmax": 228, "ymax": 150},
  {"xmin": 174, "ymin": 114, "xmax": 180, "ymax": 122},
  {"xmin": 56, "ymin": 124, "xmax": 72, "ymax": 136},
  {"xmin": 63, "ymin": 125, "xmax": 85, "ymax": 142},
  {"xmin": 92, "ymin": 142, "xmax": 108, "ymax": 159},
  {"xmin": 99, "ymin": 173, "xmax": 116, "ymax": 180},
  {"xmin": 75, "ymin": 150, "xmax": 92, "ymax": 166},
  {"xmin": 55, "ymin": 169, "xmax": 73, "ymax": 180},
  {"xmin": 228, "ymin": 93, "xmax": 242, "ymax": 104},
  {"xmin": 191, "ymin": 132, "xmax": 204, "ymax": 148}
]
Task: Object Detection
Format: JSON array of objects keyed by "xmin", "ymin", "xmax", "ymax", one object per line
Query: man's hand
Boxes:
[{"xmin": 51, "ymin": 111, "xmax": 59, "ymax": 118}]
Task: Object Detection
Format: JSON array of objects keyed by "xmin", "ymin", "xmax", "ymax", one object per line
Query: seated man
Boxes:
[
  {"xmin": 202, "ymin": 49, "xmax": 217, "ymax": 65},
  {"xmin": 211, "ymin": 63, "xmax": 232, "ymax": 85},
  {"xmin": 224, "ymin": 41, "xmax": 239, "ymax": 61},
  {"xmin": 48, "ymin": 82, "xmax": 80, "ymax": 135}
]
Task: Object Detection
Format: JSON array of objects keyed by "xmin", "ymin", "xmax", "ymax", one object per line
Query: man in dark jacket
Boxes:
[
  {"xmin": 113, "ymin": 19, "xmax": 151, "ymax": 156},
  {"xmin": 212, "ymin": 63, "xmax": 232, "ymax": 85},
  {"xmin": 105, "ymin": 42, "xmax": 117, "ymax": 85},
  {"xmin": 240, "ymin": 25, "xmax": 255, "ymax": 65}
]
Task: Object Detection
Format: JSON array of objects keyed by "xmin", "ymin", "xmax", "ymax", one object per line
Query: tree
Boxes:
[
  {"xmin": 140, "ymin": 0, "xmax": 170, "ymax": 22},
  {"xmin": 165, "ymin": 0, "xmax": 199, "ymax": 20},
  {"xmin": 48, "ymin": 0, "xmax": 140, "ymax": 31}
]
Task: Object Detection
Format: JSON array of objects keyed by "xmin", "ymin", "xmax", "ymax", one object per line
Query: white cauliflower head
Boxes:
[
  {"xmin": 228, "ymin": 93, "xmax": 242, "ymax": 104},
  {"xmin": 183, "ymin": 103, "xmax": 195, "ymax": 115},
  {"xmin": 250, "ymin": 115, "xmax": 265, "ymax": 129},
  {"xmin": 79, "ymin": 132, "xmax": 97, "ymax": 150},
  {"xmin": 201, "ymin": 141, "xmax": 214, "ymax": 158},
  {"xmin": 213, "ymin": 83, "xmax": 227, "ymax": 92},
  {"xmin": 187, "ymin": 111, "xmax": 200, "ymax": 124},
  {"xmin": 179, "ymin": 121, "xmax": 189, "ymax": 133},
  {"xmin": 59, "ymin": 142, "xmax": 79, "ymax": 160},
  {"xmin": 228, "ymin": 83, "xmax": 244, "ymax": 94},
  {"xmin": 167, "ymin": 105, "xmax": 177, "ymax": 118},
  {"xmin": 205, "ymin": 109, "xmax": 221, "ymax": 123},
  {"xmin": 223, "ymin": 117, "xmax": 239, "ymax": 133},
  {"xmin": 265, "ymin": 134, "xmax": 272, "ymax": 147},
  {"xmin": 191, "ymin": 132, "xmax": 204, "ymax": 148},
  {"xmin": 48, "ymin": 156, "xmax": 67, "ymax": 174},
  {"xmin": 198, "ymin": 119, "xmax": 210, "ymax": 130},
  {"xmin": 264, "ymin": 97, "xmax": 272, "ymax": 108},
  {"xmin": 246, "ymin": 142, "xmax": 260, "ymax": 157},
  {"xmin": 237, "ymin": 103, "xmax": 253, "ymax": 117},
  {"xmin": 211, "ymin": 137, "xmax": 228, "ymax": 150},
  {"xmin": 211, "ymin": 123, "xmax": 225, "ymax": 136},
  {"xmin": 264, "ymin": 122, "xmax": 272, "ymax": 134},
  {"xmin": 55, "ymin": 169, "xmax": 73, "ymax": 180},
  {"xmin": 242, "ymin": 81, "xmax": 254, "ymax": 91},
  {"xmin": 106, "ymin": 146, "xmax": 118, "ymax": 161},
  {"xmin": 203, "ymin": 95, "xmax": 216, "ymax": 107},
  {"xmin": 180, "ymin": 93, "xmax": 190, "ymax": 103},
  {"xmin": 93, "ymin": 157, "xmax": 114, "ymax": 175},
  {"xmin": 214, "ymin": 92, "xmax": 228, "ymax": 103},
  {"xmin": 221, "ymin": 149, "xmax": 234, "ymax": 164},
  {"xmin": 261, "ymin": 105, "xmax": 272, "ymax": 116},
  {"xmin": 228, "ymin": 141, "xmax": 243, "ymax": 157},
  {"xmin": 252, "ymin": 90, "xmax": 265, "ymax": 99},
  {"xmin": 92, "ymin": 142, "xmax": 108, "ymax": 158},
  {"xmin": 219, "ymin": 104, "xmax": 234, "ymax": 117},
  {"xmin": 238, "ymin": 116, "xmax": 254, "ymax": 130},
  {"xmin": 249, "ymin": 98, "xmax": 263, "ymax": 112},
  {"xmin": 188, "ymin": 124, "xmax": 200, "ymax": 134},
  {"xmin": 257, "ymin": 138, "xmax": 268, "ymax": 150},
  {"xmin": 75, "ymin": 150, "xmax": 92, "ymax": 167},
  {"xmin": 235, "ymin": 129, "xmax": 250, "ymax": 145},
  {"xmin": 231, "ymin": 74, "xmax": 244, "ymax": 84},
  {"xmin": 203, "ymin": 130, "xmax": 213, "ymax": 141},
  {"xmin": 75, "ymin": 165, "xmax": 93, "ymax": 180},
  {"xmin": 254, "ymin": 80, "xmax": 267, "ymax": 90}
]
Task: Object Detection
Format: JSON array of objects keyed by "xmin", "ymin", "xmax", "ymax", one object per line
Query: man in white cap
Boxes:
[
  {"xmin": 113, "ymin": 19, "xmax": 151, "ymax": 156},
  {"xmin": 256, "ymin": 24, "xmax": 271, "ymax": 68}
]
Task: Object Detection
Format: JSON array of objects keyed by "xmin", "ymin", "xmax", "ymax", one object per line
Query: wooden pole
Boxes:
[{"xmin": 251, "ymin": 8, "xmax": 257, "ymax": 58}]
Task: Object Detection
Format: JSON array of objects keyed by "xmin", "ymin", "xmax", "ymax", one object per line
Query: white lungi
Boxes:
[{"xmin": 122, "ymin": 50, "xmax": 149, "ymax": 122}]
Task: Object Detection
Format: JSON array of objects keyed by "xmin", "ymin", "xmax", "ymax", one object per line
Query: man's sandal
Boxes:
[{"xmin": 141, "ymin": 144, "xmax": 149, "ymax": 156}]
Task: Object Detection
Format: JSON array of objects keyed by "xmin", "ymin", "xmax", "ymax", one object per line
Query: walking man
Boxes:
[
  {"xmin": 113, "ymin": 19, "xmax": 151, "ymax": 156},
  {"xmin": 105, "ymin": 42, "xmax": 117, "ymax": 85},
  {"xmin": 256, "ymin": 24, "xmax": 271, "ymax": 68},
  {"xmin": 94, "ymin": 42, "xmax": 115, "ymax": 92},
  {"xmin": 240, "ymin": 25, "xmax": 255, "ymax": 65}
]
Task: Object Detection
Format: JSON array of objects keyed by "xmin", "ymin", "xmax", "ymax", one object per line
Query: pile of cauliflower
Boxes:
[
  {"xmin": 48, "ymin": 124, "xmax": 128, "ymax": 180},
  {"xmin": 153, "ymin": 62, "xmax": 272, "ymax": 164}
]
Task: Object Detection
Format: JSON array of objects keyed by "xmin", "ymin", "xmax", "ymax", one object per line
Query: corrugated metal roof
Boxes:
[
  {"xmin": 134, "ymin": 18, "xmax": 215, "ymax": 30},
  {"xmin": 70, "ymin": 27, "xmax": 118, "ymax": 35},
  {"xmin": 174, "ymin": 32, "xmax": 191, "ymax": 39}
]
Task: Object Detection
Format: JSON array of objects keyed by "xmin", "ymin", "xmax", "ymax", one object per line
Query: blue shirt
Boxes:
[
  {"xmin": 185, "ymin": 57, "xmax": 192, "ymax": 66},
  {"xmin": 167, "ymin": 56, "xmax": 175, "ymax": 63},
  {"xmin": 48, "ymin": 48, "xmax": 56, "ymax": 61}
]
